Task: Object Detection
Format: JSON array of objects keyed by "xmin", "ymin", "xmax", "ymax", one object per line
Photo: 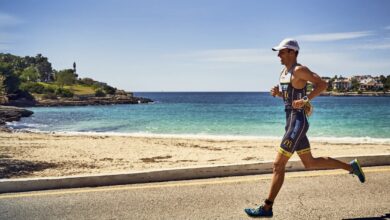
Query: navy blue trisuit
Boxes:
[{"xmin": 278, "ymin": 63, "xmax": 311, "ymax": 158}]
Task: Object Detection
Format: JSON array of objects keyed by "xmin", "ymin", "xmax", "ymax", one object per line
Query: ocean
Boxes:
[{"xmin": 7, "ymin": 92, "xmax": 390, "ymax": 142}]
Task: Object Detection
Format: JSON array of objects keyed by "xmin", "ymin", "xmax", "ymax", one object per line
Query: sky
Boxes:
[{"xmin": 1, "ymin": 0, "xmax": 390, "ymax": 92}]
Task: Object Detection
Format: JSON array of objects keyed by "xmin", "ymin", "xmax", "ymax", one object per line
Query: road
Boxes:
[{"xmin": 1, "ymin": 166, "xmax": 389, "ymax": 219}]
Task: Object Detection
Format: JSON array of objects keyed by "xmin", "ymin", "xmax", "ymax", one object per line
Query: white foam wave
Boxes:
[
  {"xmin": 5, "ymin": 121, "xmax": 48, "ymax": 129},
  {"xmin": 17, "ymin": 130, "xmax": 390, "ymax": 143}
]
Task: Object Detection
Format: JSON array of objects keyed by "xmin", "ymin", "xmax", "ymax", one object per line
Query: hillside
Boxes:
[{"xmin": 0, "ymin": 53, "xmax": 152, "ymax": 107}]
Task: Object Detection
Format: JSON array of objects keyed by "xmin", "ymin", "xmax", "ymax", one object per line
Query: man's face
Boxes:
[{"xmin": 277, "ymin": 48, "xmax": 294, "ymax": 65}]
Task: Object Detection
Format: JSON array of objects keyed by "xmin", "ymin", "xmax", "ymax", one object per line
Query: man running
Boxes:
[{"xmin": 244, "ymin": 38, "xmax": 365, "ymax": 218}]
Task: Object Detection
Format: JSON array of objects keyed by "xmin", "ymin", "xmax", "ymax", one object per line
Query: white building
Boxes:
[{"xmin": 332, "ymin": 79, "xmax": 351, "ymax": 90}]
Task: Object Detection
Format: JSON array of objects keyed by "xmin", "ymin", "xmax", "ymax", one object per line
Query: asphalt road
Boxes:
[{"xmin": 1, "ymin": 166, "xmax": 389, "ymax": 220}]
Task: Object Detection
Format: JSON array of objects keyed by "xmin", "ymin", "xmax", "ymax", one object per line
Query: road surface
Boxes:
[{"xmin": 1, "ymin": 166, "xmax": 389, "ymax": 219}]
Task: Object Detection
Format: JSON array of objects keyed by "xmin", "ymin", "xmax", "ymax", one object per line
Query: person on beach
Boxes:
[{"xmin": 244, "ymin": 38, "xmax": 366, "ymax": 218}]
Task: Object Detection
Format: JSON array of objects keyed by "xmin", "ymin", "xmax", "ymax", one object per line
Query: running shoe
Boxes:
[
  {"xmin": 350, "ymin": 159, "xmax": 365, "ymax": 183},
  {"xmin": 244, "ymin": 205, "xmax": 273, "ymax": 218}
]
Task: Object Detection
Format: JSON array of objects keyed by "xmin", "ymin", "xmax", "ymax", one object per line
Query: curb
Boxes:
[{"xmin": 1, "ymin": 154, "xmax": 389, "ymax": 193}]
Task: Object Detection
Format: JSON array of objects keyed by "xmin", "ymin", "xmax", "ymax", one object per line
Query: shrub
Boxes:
[
  {"xmin": 79, "ymin": 77, "xmax": 95, "ymax": 86},
  {"xmin": 20, "ymin": 82, "xmax": 45, "ymax": 94},
  {"xmin": 95, "ymin": 89, "xmax": 106, "ymax": 97},
  {"xmin": 103, "ymin": 85, "xmax": 116, "ymax": 95},
  {"xmin": 43, "ymin": 85, "xmax": 56, "ymax": 94},
  {"xmin": 55, "ymin": 87, "xmax": 74, "ymax": 98}
]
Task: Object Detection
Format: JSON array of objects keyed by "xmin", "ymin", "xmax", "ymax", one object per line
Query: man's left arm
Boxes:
[
  {"xmin": 295, "ymin": 66, "xmax": 327, "ymax": 100},
  {"xmin": 291, "ymin": 66, "xmax": 327, "ymax": 109}
]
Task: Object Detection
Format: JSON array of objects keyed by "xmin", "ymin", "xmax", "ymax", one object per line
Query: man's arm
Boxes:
[
  {"xmin": 270, "ymin": 85, "xmax": 283, "ymax": 98},
  {"xmin": 291, "ymin": 66, "xmax": 327, "ymax": 109},
  {"xmin": 294, "ymin": 66, "xmax": 327, "ymax": 100}
]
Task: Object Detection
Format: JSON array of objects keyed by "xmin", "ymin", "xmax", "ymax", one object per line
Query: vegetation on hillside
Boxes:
[{"xmin": 0, "ymin": 53, "xmax": 118, "ymax": 103}]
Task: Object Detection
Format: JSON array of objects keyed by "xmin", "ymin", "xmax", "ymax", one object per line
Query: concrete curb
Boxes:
[{"xmin": 1, "ymin": 154, "xmax": 389, "ymax": 193}]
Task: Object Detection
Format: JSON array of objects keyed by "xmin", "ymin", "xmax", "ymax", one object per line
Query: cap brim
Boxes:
[{"xmin": 272, "ymin": 46, "xmax": 284, "ymax": 51}]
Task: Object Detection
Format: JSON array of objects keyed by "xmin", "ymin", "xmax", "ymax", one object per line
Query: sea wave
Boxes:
[
  {"xmin": 5, "ymin": 121, "xmax": 48, "ymax": 130},
  {"xmin": 12, "ymin": 129, "xmax": 390, "ymax": 144}
]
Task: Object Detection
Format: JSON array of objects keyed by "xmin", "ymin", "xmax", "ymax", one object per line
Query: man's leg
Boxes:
[
  {"xmin": 263, "ymin": 152, "xmax": 290, "ymax": 210},
  {"xmin": 298, "ymin": 150, "xmax": 365, "ymax": 183},
  {"xmin": 298, "ymin": 151, "xmax": 352, "ymax": 172},
  {"xmin": 244, "ymin": 151, "xmax": 290, "ymax": 217}
]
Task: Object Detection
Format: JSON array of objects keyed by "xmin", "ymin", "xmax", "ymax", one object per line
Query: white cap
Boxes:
[{"xmin": 272, "ymin": 38, "xmax": 300, "ymax": 51}]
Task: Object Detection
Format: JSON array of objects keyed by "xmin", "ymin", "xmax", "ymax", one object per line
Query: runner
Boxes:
[{"xmin": 244, "ymin": 38, "xmax": 365, "ymax": 218}]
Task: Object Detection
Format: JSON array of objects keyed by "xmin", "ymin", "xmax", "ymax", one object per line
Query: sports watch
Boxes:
[{"xmin": 302, "ymin": 96, "xmax": 310, "ymax": 103}]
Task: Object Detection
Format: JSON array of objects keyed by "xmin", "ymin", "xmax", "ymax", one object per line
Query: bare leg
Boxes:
[
  {"xmin": 263, "ymin": 152, "xmax": 290, "ymax": 211},
  {"xmin": 299, "ymin": 151, "xmax": 352, "ymax": 172}
]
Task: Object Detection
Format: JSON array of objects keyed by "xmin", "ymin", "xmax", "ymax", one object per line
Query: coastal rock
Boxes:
[
  {"xmin": 33, "ymin": 96, "xmax": 153, "ymax": 107},
  {"xmin": 0, "ymin": 106, "xmax": 34, "ymax": 126},
  {"xmin": 5, "ymin": 96, "xmax": 153, "ymax": 107}
]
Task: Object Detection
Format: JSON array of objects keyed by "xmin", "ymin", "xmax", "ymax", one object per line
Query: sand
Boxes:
[{"xmin": 0, "ymin": 132, "xmax": 389, "ymax": 179}]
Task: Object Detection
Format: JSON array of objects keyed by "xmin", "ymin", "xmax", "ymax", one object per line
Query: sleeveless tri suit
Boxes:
[{"xmin": 279, "ymin": 64, "xmax": 311, "ymax": 158}]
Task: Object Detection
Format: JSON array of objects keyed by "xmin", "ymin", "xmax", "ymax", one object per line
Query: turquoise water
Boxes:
[{"xmin": 8, "ymin": 92, "xmax": 390, "ymax": 140}]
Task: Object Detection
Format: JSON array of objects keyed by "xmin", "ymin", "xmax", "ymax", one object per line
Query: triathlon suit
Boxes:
[{"xmin": 279, "ymin": 63, "xmax": 311, "ymax": 158}]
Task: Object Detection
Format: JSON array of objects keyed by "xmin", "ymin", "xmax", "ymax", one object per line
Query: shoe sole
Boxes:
[
  {"xmin": 353, "ymin": 159, "xmax": 365, "ymax": 183},
  {"xmin": 244, "ymin": 209, "xmax": 273, "ymax": 218}
]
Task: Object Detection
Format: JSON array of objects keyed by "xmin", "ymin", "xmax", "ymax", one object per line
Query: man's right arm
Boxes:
[{"xmin": 270, "ymin": 85, "xmax": 282, "ymax": 98}]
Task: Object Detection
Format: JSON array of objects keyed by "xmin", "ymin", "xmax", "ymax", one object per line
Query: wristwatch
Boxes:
[{"xmin": 302, "ymin": 96, "xmax": 310, "ymax": 103}]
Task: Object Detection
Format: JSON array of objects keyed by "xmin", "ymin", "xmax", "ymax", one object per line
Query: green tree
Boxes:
[
  {"xmin": 55, "ymin": 69, "xmax": 76, "ymax": 87},
  {"xmin": 351, "ymin": 78, "xmax": 360, "ymax": 91},
  {"xmin": 327, "ymin": 75, "xmax": 338, "ymax": 91},
  {"xmin": 385, "ymin": 75, "xmax": 390, "ymax": 91},
  {"xmin": 35, "ymin": 54, "xmax": 54, "ymax": 82},
  {"xmin": 0, "ymin": 75, "xmax": 8, "ymax": 104},
  {"xmin": 0, "ymin": 62, "xmax": 20, "ymax": 94},
  {"xmin": 20, "ymin": 66, "xmax": 40, "ymax": 82},
  {"xmin": 103, "ymin": 85, "xmax": 116, "ymax": 95}
]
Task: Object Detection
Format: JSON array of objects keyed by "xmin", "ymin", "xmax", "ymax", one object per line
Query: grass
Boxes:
[
  {"xmin": 64, "ymin": 84, "xmax": 95, "ymax": 95},
  {"xmin": 37, "ymin": 82, "xmax": 96, "ymax": 95}
]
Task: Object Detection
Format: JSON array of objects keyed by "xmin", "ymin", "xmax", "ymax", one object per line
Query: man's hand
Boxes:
[
  {"xmin": 270, "ymin": 85, "xmax": 280, "ymax": 97},
  {"xmin": 292, "ymin": 99, "xmax": 305, "ymax": 109}
]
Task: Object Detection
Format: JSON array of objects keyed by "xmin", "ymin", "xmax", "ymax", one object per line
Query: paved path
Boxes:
[{"xmin": 1, "ymin": 166, "xmax": 389, "ymax": 219}]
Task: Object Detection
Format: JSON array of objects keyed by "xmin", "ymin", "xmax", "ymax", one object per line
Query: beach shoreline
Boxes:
[{"xmin": 1, "ymin": 131, "xmax": 389, "ymax": 179}]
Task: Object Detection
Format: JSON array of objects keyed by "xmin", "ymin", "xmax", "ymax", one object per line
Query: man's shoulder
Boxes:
[{"xmin": 294, "ymin": 65, "xmax": 310, "ymax": 74}]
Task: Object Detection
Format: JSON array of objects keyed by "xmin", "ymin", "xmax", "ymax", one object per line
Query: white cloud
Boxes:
[
  {"xmin": 0, "ymin": 12, "xmax": 22, "ymax": 27},
  {"xmin": 300, "ymin": 51, "xmax": 390, "ymax": 76},
  {"xmin": 353, "ymin": 43, "xmax": 390, "ymax": 50},
  {"xmin": 165, "ymin": 49, "xmax": 275, "ymax": 63},
  {"xmin": 295, "ymin": 31, "xmax": 373, "ymax": 42}
]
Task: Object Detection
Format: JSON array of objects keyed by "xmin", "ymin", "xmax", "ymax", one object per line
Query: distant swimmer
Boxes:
[{"xmin": 244, "ymin": 38, "xmax": 365, "ymax": 218}]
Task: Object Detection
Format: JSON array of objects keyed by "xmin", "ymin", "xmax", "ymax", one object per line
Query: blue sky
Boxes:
[{"xmin": 1, "ymin": 0, "xmax": 390, "ymax": 91}]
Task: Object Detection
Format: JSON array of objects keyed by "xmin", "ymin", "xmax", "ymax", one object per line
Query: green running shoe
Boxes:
[
  {"xmin": 244, "ymin": 205, "xmax": 273, "ymax": 218},
  {"xmin": 350, "ymin": 159, "xmax": 365, "ymax": 183}
]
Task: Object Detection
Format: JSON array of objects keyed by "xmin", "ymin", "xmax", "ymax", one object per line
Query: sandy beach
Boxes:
[{"xmin": 1, "ymin": 131, "xmax": 389, "ymax": 179}]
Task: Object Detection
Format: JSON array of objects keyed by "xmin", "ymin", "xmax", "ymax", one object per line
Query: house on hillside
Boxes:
[
  {"xmin": 332, "ymin": 78, "xmax": 351, "ymax": 90},
  {"xmin": 359, "ymin": 78, "xmax": 383, "ymax": 91}
]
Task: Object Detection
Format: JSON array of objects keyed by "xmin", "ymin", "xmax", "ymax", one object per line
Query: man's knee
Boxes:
[
  {"xmin": 273, "ymin": 162, "xmax": 286, "ymax": 173},
  {"xmin": 302, "ymin": 157, "xmax": 325, "ymax": 169},
  {"xmin": 301, "ymin": 159, "xmax": 315, "ymax": 169}
]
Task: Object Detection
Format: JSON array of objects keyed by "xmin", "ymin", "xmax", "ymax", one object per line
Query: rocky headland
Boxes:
[
  {"xmin": 0, "ymin": 105, "xmax": 34, "ymax": 132},
  {"xmin": 6, "ymin": 95, "xmax": 153, "ymax": 107}
]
